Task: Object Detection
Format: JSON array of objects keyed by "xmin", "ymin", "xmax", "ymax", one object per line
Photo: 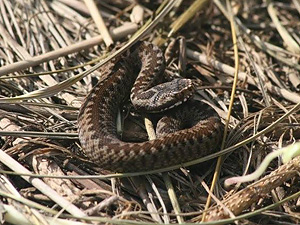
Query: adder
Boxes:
[{"xmin": 77, "ymin": 41, "xmax": 223, "ymax": 172}]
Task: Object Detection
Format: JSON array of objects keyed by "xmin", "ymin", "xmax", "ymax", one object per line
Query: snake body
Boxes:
[{"xmin": 78, "ymin": 41, "xmax": 223, "ymax": 172}]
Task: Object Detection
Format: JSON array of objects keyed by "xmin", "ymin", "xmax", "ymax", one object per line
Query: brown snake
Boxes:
[{"xmin": 78, "ymin": 41, "xmax": 223, "ymax": 172}]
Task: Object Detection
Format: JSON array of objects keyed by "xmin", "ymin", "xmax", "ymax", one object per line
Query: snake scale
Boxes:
[{"xmin": 78, "ymin": 41, "xmax": 223, "ymax": 172}]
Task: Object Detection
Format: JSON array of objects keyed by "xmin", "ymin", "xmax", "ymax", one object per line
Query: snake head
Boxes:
[
  {"xmin": 160, "ymin": 78, "xmax": 195, "ymax": 109},
  {"xmin": 132, "ymin": 78, "xmax": 195, "ymax": 112}
]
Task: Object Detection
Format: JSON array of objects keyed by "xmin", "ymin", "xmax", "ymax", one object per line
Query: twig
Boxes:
[
  {"xmin": 0, "ymin": 24, "xmax": 137, "ymax": 76},
  {"xmin": 203, "ymin": 155, "xmax": 300, "ymax": 221},
  {"xmin": 0, "ymin": 150, "xmax": 86, "ymax": 217}
]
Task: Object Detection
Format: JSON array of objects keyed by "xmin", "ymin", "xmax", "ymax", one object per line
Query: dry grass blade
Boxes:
[
  {"xmin": 187, "ymin": 49, "xmax": 300, "ymax": 104},
  {"xmin": 202, "ymin": 0, "xmax": 240, "ymax": 220},
  {"xmin": 84, "ymin": 0, "xmax": 113, "ymax": 46},
  {"xmin": 169, "ymin": 0, "xmax": 210, "ymax": 37},
  {"xmin": 267, "ymin": 0, "xmax": 300, "ymax": 53},
  {"xmin": 144, "ymin": 109, "xmax": 183, "ymax": 223}
]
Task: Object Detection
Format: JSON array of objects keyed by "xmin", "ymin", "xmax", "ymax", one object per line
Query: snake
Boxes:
[{"xmin": 77, "ymin": 41, "xmax": 223, "ymax": 172}]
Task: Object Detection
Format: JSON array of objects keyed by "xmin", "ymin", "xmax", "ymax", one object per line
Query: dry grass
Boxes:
[{"xmin": 0, "ymin": 0, "xmax": 300, "ymax": 224}]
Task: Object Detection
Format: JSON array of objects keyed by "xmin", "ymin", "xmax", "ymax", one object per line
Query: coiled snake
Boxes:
[{"xmin": 78, "ymin": 41, "xmax": 223, "ymax": 172}]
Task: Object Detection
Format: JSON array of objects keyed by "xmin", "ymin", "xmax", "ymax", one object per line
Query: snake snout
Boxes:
[{"xmin": 171, "ymin": 78, "xmax": 195, "ymax": 101}]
